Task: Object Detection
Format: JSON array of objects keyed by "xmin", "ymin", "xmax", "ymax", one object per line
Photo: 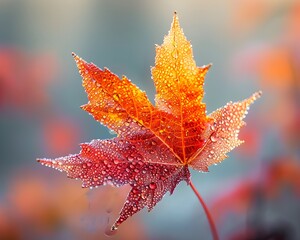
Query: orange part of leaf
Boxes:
[
  {"xmin": 74, "ymin": 54, "xmax": 154, "ymax": 135},
  {"xmin": 152, "ymin": 14, "xmax": 212, "ymax": 162}
]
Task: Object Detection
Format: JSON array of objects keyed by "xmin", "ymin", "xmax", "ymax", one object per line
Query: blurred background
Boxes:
[{"xmin": 0, "ymin": 0, "xmax": 299, "ymax": 239}]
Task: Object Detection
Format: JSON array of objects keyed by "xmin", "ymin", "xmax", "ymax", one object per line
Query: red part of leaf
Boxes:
[{"xmin": 38, "ymin": 136, "xmax": 190, "ymax": 229}]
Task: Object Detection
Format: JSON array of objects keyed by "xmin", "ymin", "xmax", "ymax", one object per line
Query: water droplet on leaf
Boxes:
[{"xmin": 149, "ymin": 182, "xmax": 157, "ymax": 189}]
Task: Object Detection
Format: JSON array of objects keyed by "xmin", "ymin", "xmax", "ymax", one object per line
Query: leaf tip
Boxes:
[
  {"xmin": 254, "ymin": 90, "xmax": 262, "ymax": 99},
  {"xmin": 206, "ymin": 63, "xmax": 213, "ymax": 69},
  {"xmin": 171, "ymin": 10, "xmax": 180, "ymax": 30},
  {"xmin": 111, "ymin": 225, "xmax": 118, "ymax": 231},
  {"xmin": 72, "ymin": 52, "xmax": 86, "ymax": 65},
  {"xmin": 248, "ymin": 91, "xmax": 262, "ymax": 105},
  {"xmin": 71, "ymin": 52, "xmax": 81, "ymax": 63},
  {"xmin": 80, "ymin": 104, "xmax": 88, "ymax": 110},
  {"xmin": 200, "ymin": 63, "xmax": 213, "ymax": 73},
  {"xmin": 37, "ymin": 158, "xmax": 53, "ymax": 167}
]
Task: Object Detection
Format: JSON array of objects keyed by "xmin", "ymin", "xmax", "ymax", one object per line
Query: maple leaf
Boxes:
[{"xmin": 37, "ymin": 13, "xmax": 261, "ymax": 232}]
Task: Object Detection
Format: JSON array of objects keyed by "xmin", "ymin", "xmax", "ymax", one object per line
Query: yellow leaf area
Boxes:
[{"xmin": 72, "ymin": 13, "xmax": 260, "ymax": 170}]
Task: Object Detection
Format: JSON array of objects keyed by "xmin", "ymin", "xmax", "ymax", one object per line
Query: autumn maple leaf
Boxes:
[{"xmin": 37, "ymin": 13, "xmax": 261, "ymax": 237}]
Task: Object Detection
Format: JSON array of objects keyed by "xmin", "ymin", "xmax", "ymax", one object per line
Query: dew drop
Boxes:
[
  {"xmin": 172, "ymin": 50, "xmax": 178, "ymax": 59},
  {"xmin": 105, "ymin": 225, "xmax": 118, "ymax": 236},
  {"xmin": 87, "ymin": 162, "xmax": 92, "ymax": 168},
  {"xmin": 149, "ymin": 182, "xmax": 157, "ymax": 190},
  {"xmin": 113, "ymin": 93, "xmax": 120, "ymax": 101},
  {"xmin": 132, "ymin": 188, "xmax": 139, "ymax": 194},
  {"xmin": 113, "ymin": 159, "xmax": 120, "ymax": 164},
  {"xmin": 160, "ymin": 176, "xmax": 166, "ymax": 181},
  {"xmin": 210, "ymin": 134, "xmax": 218, "ymax": 143},
  {"xmin": 109, "ymin": 129, "xmax": 117, "ymax": 135},
  {"xmin": 141, "ymin": 194, "xmax": 147, "ymax": 199},
  {"xmin": 93, "ymin": 177, "xmax": 98, "ymax": 182}
]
